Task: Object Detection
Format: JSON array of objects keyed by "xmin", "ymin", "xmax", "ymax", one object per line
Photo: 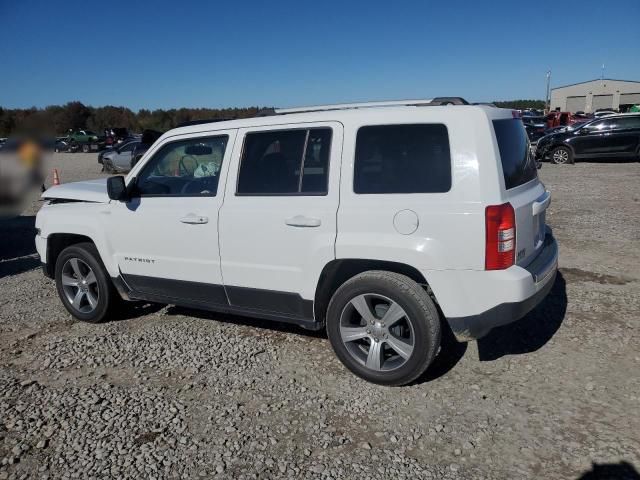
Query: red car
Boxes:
[{"xmin": 544, "ymin": 111, "xmax": 587, "ymax": 129}]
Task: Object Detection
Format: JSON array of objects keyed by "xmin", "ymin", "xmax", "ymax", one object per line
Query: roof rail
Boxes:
[
  {"xmin": 176, "ymin": 118, "xmax": 235, "ymax": 127},
  {"xmin": 274, "ymin": 97, "xmax": 468, "ymax": 115}
]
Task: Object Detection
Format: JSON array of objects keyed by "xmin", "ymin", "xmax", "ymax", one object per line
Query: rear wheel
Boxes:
[
  {"xmin": 326, "ymin": 271, "xmax": 441, "ymax": 386},
  {"xmin": 550, "ymin": 146, "xmax": 573, "ymax": 165},
  {"xmin": 55, "ymin": 243, "xmax": 117, "ymax": 323}
]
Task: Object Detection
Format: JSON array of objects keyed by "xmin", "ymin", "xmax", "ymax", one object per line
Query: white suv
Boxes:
[{"xmin": 35, "ymin": 98, "xmax": 558, "ymax": 385}]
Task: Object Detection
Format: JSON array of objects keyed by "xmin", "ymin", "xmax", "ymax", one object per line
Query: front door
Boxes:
[
  {"xmin": 571, "ymin": 118, "xmax": 616, "ymax": 156},
  {"xmin": 219, "ymin": 123, "xmax": 342, "ymax": 321},
  {"xmin": 106, "ymin": 130, "xmax": 236, "ymax": 305}
]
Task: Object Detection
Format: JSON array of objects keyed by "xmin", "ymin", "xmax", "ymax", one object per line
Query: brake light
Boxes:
[{"xmin": 485, "ymin": 203, "xmax": 516, "ymax": 270}]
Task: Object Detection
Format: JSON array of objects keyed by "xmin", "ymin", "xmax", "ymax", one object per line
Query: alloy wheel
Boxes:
[
  {"xmin": 553, "ymin": 148, "xmax": 569, "ymax": 164},
  {"xmin": 61, "ymin": 258, "xmax": 99, "ymax": 314},
  {"xmin": 339, "ymin": 293, "xmax": 415, "ymax": 371}
]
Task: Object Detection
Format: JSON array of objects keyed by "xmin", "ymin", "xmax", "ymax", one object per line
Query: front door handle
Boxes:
[
  {"xmin": 285, "ymin": 215, "xmax": 321, "ymax": 227},
  {"xmin": 180, "ymin": 214, "xmax": 208, "ymax": 224}
]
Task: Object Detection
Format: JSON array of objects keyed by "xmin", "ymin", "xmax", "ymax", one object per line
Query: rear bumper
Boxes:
[{"xmin": 428, "ymin": 232, "xmax": 558, "ymax": 341}]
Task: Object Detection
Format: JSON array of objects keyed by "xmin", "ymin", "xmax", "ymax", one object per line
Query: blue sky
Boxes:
[{"xmin": 1, "ymin": 0, "xmax": 639, "ymax": 110}]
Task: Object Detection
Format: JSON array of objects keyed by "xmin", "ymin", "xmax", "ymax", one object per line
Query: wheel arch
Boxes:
[
  {"xmin": 45, "ymin": 233, "xmax": 96, "ymax": 277},
  {"xmin": 313, "ymin": 259, "xmax": 435, "ymax": 323},
  {"xmin": 556, "ymin": 140, "xmax": 576, "ymax": 155}
]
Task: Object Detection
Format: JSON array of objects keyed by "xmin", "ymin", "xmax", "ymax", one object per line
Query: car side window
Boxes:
[
  {"xmin": 616, "ymin": 117, "xmax": 640, "ymax": 130},
  {"xmin": 354, "ymin": 124, "xmax": 451, "ymax": 194},
  {"xmin": 588, "ymin": 119, "xmax": 615, "ymax": 131},
  {"xmin": 236, "ymin": 128, "xmax": 332, "ymax": 195},
  {"xmin": 134, "ymin": 135, "xmax": 228, "ymax": 197},
  {"xmin": 120, "ymin": 142, "xmax": 137, "ymax": 153}
]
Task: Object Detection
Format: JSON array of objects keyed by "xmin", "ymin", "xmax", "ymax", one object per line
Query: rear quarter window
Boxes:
[
  {"xmin": 354, "ymin": 124, "xmax": 451, "ymax": 194},
  {"xmin": 493, "ymin": 119, "xmax": 537, "ymax": 189}
]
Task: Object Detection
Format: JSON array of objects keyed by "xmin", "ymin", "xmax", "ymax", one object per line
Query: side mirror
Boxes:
[
  {"xmin": 107, "ymin": 176, "xmax": 127, "ymax": 201},
  {"xmin": 578, "ymin": 127, "xmax": 589, "ymax": 134}
]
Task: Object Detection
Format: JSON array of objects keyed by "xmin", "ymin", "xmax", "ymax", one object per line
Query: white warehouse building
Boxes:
[{"xmin": 550, "ymin": 79, "xmax": 640, "ymax": 113}]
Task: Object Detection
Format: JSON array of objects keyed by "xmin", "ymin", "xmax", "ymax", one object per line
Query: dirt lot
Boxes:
[{"xmin": 1, "ymin": 154, "xmax": 639, "ymax": 479}]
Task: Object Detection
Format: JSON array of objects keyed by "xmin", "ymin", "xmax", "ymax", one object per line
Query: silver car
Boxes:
[{"xmin": 101, "ymin": 140, "xmax": 145, "ymax": 173}]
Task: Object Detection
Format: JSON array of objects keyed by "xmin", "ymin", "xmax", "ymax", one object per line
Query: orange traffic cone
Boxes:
[{"xmin": 53, "ymin": 168, "xmax": 60, "ymax": 186}]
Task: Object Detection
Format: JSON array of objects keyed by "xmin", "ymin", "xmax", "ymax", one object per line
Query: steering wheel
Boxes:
[
  {"xmin": 178, "ymin": 155, "xmax": 198, "ymax": 176},
  {"xmin": 180, "ymin": 176, "xmax": 216, "ymax": 195}
]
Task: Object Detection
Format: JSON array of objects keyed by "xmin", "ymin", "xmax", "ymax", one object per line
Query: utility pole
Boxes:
[
  {"xmin": 545, "ymin": 70, "xmax": 551, "ymax": 113},
  {"xmin": 601, "ymin": 63, "xmax": 605, "ymax": 81}
]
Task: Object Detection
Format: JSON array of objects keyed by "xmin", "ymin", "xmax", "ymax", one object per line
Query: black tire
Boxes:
[
  {"xmin": 550, "ymin": 146, "xmax": 573, "ymax": 165},
  {"xmin": 326, "ymin": 271, "xmax": 441, "ymax": 386},
  {"xmin": 82, "ymin": 144, "xmax": 90, "ymax": 153},
  {"xmin": 54, "ymin": 242, "xmax": 118, "ymax": 323}
]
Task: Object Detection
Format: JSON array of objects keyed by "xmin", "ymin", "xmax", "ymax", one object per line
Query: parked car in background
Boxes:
[
  {"xmin": 544, "ymin": 111, "xmax": 586, "ymax": 130},
  {"xmin": 101, "ymin": 140, "xmax": 141, "ymax": 173},
  {"xmin": 522, "ymin": 109, "xmax": 544, "ymax": 117},
  {"xmin": 67, "ymin": 130, "xmax": 100, "ymax": 153},
  {"xmin": 593, "ymin": 109, "xmax": 617, "ymax": 119},
  {"xmin": 522, "ymin": 116, "xmax": 547, "ymax": 143},
  {"xmin": 103, "ymin": 128, "xmax": 132, "ymax": 149},
  {"xmin": 54, "ymin": 137, "xmax": 69, "ymax": 153},
  {"xmin": 536, "ymin": 113, "xmax": 640, "ymax": 164},
  {"xmin": 100, "ymin": 130, "xmax": 162, "ymax": 173}
]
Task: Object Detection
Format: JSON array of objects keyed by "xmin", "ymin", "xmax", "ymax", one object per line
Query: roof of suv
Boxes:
[{"xmin": 164, "ymin": 99, "xmax": 509, "ymax": 138}]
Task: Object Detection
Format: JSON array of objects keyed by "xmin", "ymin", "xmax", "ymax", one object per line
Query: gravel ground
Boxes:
[{"xmin": 1, "ymin": 153, "xmax": 639, "ymax": 479}]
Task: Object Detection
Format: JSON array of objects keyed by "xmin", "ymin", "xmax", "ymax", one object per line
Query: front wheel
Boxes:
[
  {"xmin": 82, "ymin": 144, "xmax": 90, "ymax": 153},
  {"xmin": 550, "ymin": 146, "xmax": 573, "ymax": 165},
  {"xmin": 55, "ymin": 243, "xmax": 117, "ymax": 323},
  {"xmin": 326, "ymin": 271, "xmax": 441, "ymax": 386}
]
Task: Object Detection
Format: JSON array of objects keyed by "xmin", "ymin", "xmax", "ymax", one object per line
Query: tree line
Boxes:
[
  {"xmin": 492, "ymin": 99, "xmax": 546, "ymax": 110},
  {"xmin": 0, "ymin": 102, "xmax": 263, "ymax": 137},
  {"xmin": 0, "ymin": 99, "xmax": 547, "ymax": 137}
]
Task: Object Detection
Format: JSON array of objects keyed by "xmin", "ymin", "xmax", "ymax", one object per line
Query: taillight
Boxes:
[{"xmin": 485, "ymin": 203, "xmax": 516, "ymax": 270}]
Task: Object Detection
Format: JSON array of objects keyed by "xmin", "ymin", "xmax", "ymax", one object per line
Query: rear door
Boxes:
[
  {"xmin": 219, "ymin": 122, "xmax": 342, "ymax": 321},
  {"xmin": 570, "ymin": 118, "xmax": 617, "ymax": 156},
  {"xmin": 610, "ymin": 116, "xmax": 640, "ymax": 156},
  {"xmin": 493, "ymin": 118, "xmax": 548, "ymax": 267}
]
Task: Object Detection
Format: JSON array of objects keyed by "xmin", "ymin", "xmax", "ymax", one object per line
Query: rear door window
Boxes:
[
  {"xmin": 354, "ymin": 124, "xmax": 451, "ymax": 194},
  {"xmin": 615, "ymin": 116, "xmax": 640, "ymax": 130},
  {"xmin": 492, "ymin": 119, "xmax": 537, "ymax": 189},
  {"xmin": 237, "ymin": 128, "xmax": 332, "ymax": 195}
]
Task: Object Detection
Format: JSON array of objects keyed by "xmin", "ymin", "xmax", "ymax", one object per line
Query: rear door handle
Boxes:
[
  {"xmin": 285, "ymin": 215, "xmax": 321, "ymax": 227},
  {"xmin": 180, "ymin": 214, "xmax": 208, "ymax": 224},
  {"xmin": 532, "ymin": 190, "xmax": 551, "ymax": 216}
]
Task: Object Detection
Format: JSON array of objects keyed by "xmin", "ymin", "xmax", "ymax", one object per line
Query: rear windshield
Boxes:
[{"xmin": 493, "ymin": 119, "xmax": 537, "ymax": 189}]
